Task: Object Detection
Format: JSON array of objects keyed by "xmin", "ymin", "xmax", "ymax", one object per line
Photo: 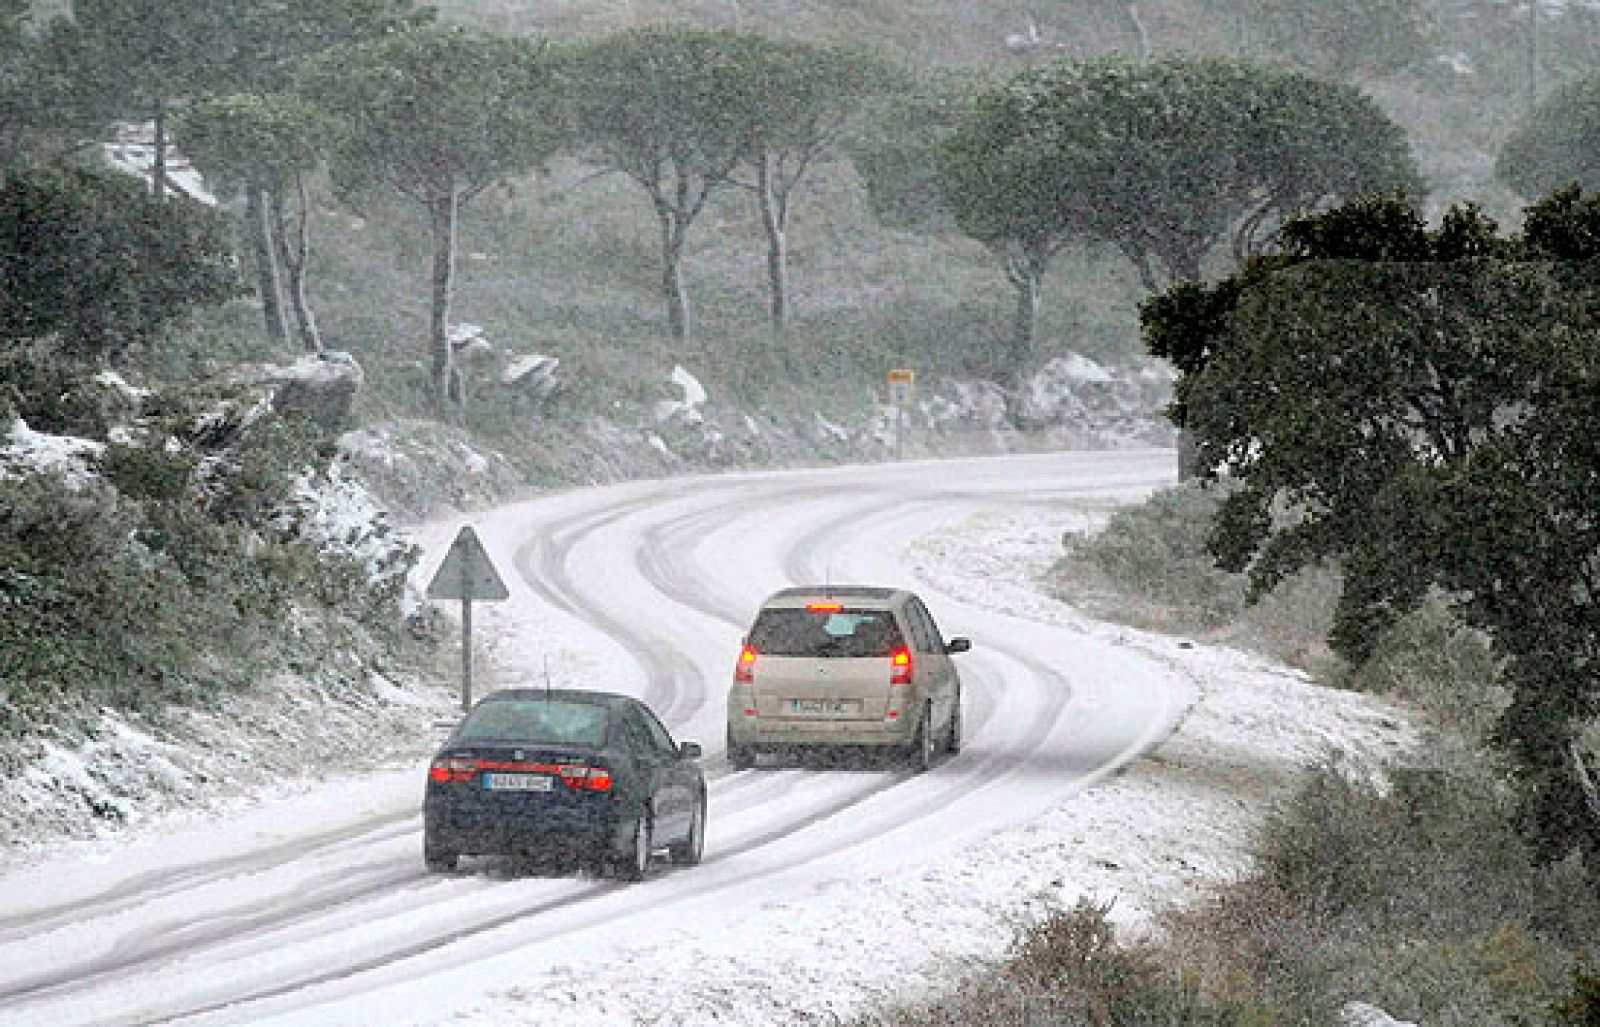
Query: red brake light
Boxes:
[
  {"xmin": 890, "ymin": 648, "xmax": 913, "ymax": 685},
  {"xmin": 806, "ymin": 602, "xmax": 843, "ymax": 612},
  {"xmin": 557, "ymin": 764, "xmax": 613, "ymax": 792},
  {"xmin": 429, "ymin": 757, "xmax": 480, "ymax": 783},
  {"xmin": 735, "ymin": 645, "xmax": 757, "ymax": 684}
]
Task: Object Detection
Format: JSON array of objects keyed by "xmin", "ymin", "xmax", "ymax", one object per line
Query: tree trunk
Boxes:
[
  {"xmin": 1003, "ymin": 252, "xmax": 1044, "ymax": 426},
  {"xmin": 428, "ymin": 186, "xmax": 461, "ymax": 422},
  {"xmin": 151, "ymin": 100, "xmax": 168, "ymax": 200},
  {"xmin": 246, "ymin": 185, "xmax": 290, "ymax": 349},
  {"xmin": 1125, "ymin": 3, "xmax": 1153, "ymax": 59},
  {"xmin": 758, "ymin": 152, "xmax": 790, "ymax": 335},
  {"xmin": 272, "ymin": 174, "xmax": 323, "ymax": 354},
  {"xmin": 660, "ymin": 213, "xmax": 691, "ymax": 343},
  {"xmin": 1176, "ymin": 427, "xmax": 1201, "ymax": 480}
]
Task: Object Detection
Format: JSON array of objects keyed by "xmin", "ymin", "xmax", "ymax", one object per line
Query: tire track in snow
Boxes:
[{"xmin": 0, "ymin": 455, "xmax": 1184, "ymax": 1027}]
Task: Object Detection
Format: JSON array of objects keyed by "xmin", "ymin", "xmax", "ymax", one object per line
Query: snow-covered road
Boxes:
[{"xmin": 0, "ymin": 450, "xmax": 1410, "ymax": 1025}]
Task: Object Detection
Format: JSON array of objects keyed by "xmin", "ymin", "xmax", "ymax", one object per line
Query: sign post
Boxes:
[
  {"xmin": 887, "ymin": 368, "xmax": 915, "ymax": 460},
  {"xmin": 425, "ymin": 526, "xmax": 510, "ymax": 712}
]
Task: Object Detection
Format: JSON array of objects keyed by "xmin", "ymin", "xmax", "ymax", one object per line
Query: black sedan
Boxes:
[{"xmin": 423, "ymin": 688, "xmax": 706, "ymax": 880}]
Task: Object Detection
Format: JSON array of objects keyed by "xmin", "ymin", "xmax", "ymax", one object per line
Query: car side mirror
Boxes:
[
  {"xmin": 679, "ymin": 741, "xmax": 703, "ymax": 760},
  {"xmin": 945, "ymin": 637, "xmax": 972, "ymax": 654}
]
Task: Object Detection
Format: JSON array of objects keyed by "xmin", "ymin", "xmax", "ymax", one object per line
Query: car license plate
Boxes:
[
  {"xmin": 789, "ymin": 698, "xmax": 856, "ymax": 716},
  {"xmin": 484, "ymin": 773, "xmax": 553, "ymax": 792}
]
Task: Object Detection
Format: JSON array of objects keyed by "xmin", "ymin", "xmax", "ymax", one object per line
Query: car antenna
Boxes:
[{"xmin": 543, "ymin": 655, "xmax": 553, "ymax": 702}]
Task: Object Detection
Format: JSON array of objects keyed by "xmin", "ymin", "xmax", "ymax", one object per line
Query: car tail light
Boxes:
[
  {"xmin": 734, "ymin": 645, "xmax": 758, "ymax": 684},
  {"xmin": 557, "ymin": 764, "xmax": 613, "ymax": 792},
  {"xmin": 806, "ymin": 602, "xmax": 842, "ymax": 612},
  {"xmin": 890, "ymin": 648, "xmax": 913, "ymax": 685},
  {"xmin": 429, "ymin": 757, "xmax": 479, "ymax": 783}
]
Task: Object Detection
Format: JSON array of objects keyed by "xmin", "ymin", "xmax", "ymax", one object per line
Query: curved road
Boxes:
[{"xmin": 0, "ymin": 450, "xmax": 1186, "ymax": 1026}]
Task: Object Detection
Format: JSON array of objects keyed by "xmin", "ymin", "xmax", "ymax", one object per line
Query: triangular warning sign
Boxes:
[{"xmin": 426, "ymin": 525, "xmax": 510, "ymax": 601}]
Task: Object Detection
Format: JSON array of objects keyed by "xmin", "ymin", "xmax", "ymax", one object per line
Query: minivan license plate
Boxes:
[
  {"xmin": 484, "ymin": 773, "xmax": 553, "ymax": 791},
  {"xmin": 789, "ymin": 698, "xmax": 854, "ymax": 716}
]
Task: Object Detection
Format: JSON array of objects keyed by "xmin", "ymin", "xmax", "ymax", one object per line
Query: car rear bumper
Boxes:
[
  {"xmin": 728, "ymin": 716, "xmax": 917, "ymax": 749},
  {"xmin": 423, "ymin": 797, "xmax": 626, "ymax": 858}
]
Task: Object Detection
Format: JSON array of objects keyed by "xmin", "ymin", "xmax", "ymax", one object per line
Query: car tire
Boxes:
[
  {"xmin": 669, "ymin": 795, "xmax": 706, "ymax": 866},
  {"xmin": 946, "ymin": 690, "xmax": 962, "ymax": 755},
  {"xmin": 614, "ymin": 810, "xmax": 653, "ymax": 882},
  {"xmin": 907, "ymin": 702, "xmax": 935, "ymax": 773}
]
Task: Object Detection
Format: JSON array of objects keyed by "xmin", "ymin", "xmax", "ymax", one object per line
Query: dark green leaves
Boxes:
[
  {"xmin": 0, "ymin": 166, "xmax": 241, "ymax": 364},
  {"xmin": 1152, "ymin": 190, "xmax": 1600, "ymax": 861}
]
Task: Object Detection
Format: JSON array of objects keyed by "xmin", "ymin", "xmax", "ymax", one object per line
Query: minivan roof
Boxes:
[{"xmin": 761, "ymin": 585, "xmax": 904, "ymax": 608}]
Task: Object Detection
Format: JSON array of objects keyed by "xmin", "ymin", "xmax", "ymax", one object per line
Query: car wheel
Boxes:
[
  {"xmin": 669, "ymin": 795, "xmax": 706, "ymax": 866},
  {"xmin": 946, "ymin": 690, "xmax": 962, "ymax": 755},
  {"xmin": 728, "ymin": 741, "xmax": 757, "ymax": 770},
  {"xmin": 908, "ymin": 702, "xmax": 935, "ymax": 773},
  {"xmin": 614, "ymin": 810, "xmax": 653, "ymax": 882}
]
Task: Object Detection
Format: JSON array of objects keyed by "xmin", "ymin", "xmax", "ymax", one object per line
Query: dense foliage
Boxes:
[
  {"xmin": 299, "ymin": 25, "xmax": 566, "ymax": 418},
  {"xmin": 562, "ymin": 27, "xmax": 763, "ymax": 345},
  {"xmin": 0, "ymin": 166, "xmax": 240, "ymax": 363},
  {"xmin": 1498, "ymin": 72, "xmax": 1600, "ymax": 200},
  {"xmin": 937, "ymin": 54, "xmax": 1418, "ymax": 417},
  {"xmin": 0, "ymin": 348, "xmax": 418, "ymax": 745},
  {"xmin": 1143, "ymin": 190, "xmax": 1600, "ymax": 864}
]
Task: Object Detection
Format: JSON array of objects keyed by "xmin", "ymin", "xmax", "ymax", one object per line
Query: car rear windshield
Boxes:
[
  {"xmin": 456, "ymin": 699, "xmax": 610, "ymax": 748},
  {"xmin": 747, "ymin": 607, "xmax": 906, "ymax": 658}
]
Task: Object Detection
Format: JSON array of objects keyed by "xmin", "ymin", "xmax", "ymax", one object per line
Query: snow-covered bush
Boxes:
[{"xmin": 267, "ymin": 461, "xmax": 418, "ymax": 624}]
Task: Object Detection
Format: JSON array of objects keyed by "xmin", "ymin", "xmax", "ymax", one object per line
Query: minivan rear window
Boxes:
[
  {"xmin": 456, "ymin": 700, "xmax": 610, "ymax": 748},
  {"xmin": 748, "ymin": 608, "xmax": 906, "ymax": 658}
]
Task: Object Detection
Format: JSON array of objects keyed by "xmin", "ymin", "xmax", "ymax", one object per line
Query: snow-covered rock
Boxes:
[
  {"xmin": 238, "ymin": 351, "xmax": 365, "ymax": 435},
  {"xmin": 501, "ymin": 353, "xmax": 561, "ymax": 399},
  {"xmin": 1, "ymin": 418, "xmax": 104, "ymax": 487},
  {"xmin": 1341, "ymin": 1002, "xmax": 1420, "ymax": 1027},
  {"xmin": 653, "ymin": 365, "xmax": 707, "ymax": 425}
]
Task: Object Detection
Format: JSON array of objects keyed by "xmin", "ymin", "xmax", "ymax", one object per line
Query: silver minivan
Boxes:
[{"xmin": 725, "ymin": 586, "xmax": 971, "ymax": 771}]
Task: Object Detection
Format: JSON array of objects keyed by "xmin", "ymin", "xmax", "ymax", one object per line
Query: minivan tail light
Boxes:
[
  {"xmin": 429, "ymin": 757, "xmax": 479, "ymax": 783},
  {"xmin": 734, "ymin": 645, "xmax": 758, "ymax": 684},
  {"xmin": 806, "ymin": 602, "xmax": 843, "ymax": 612},
  {"xmin": 890, "ymin": 648, "xmax": 913, "ymax": 685}
]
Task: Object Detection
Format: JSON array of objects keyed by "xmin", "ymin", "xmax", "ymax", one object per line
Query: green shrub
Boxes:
[
  {"xmin": 0, "ymin": 339, "xmax": 101, "ymax": 436},
  {"xmin": 1347, "ymin": 595, "xmax": 1503, "ymax": 740},
  {"xmin": 1552, "ymin": 963, "xmax": 1600, "ymax": 1025},
  {"xmin": 1163, "ymin": 749, "xmax": 1600, "ymax": 1025},
  {"xmin": 103, "ymin": 440, "xmax": 197, "ymax": 502},
  {"xmin": 1059, "ymin": 482, "xmax": 1246, "ymax": 628},
  {"xmin": 860, "ymin": 897, "xmax": 1262, "ymax": 1026},
  {"xmin": 1052, "ymin": 482, "xmax": 1339, "ymax": 671}
]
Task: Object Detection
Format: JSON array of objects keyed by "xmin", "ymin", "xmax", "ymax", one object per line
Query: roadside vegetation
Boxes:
[
  {"xmin": 4, "ymin": 0, "xmax": 1600, "ymax": 1017},
  {"xmin": 862, "ymin": 191, "xmax": 1600, "ymax": 1025},
  {"xmin": 0, "ymin": 163, "xmax": 434, "ymax": 783}
]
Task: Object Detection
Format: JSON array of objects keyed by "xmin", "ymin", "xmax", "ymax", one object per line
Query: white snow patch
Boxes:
[
  {"xmin": 501, "ymin": 353, "xmax": 559, "ymax": 389},
  {"xmin": 93, "ymin": 370, "xmax": 151, "ymax": 400},
  {"xmin": 102, "ymin": 121, "xmax": 218, "ymax": 206},
  {"xmin": 2, "ymin": 418, "xmax": 104, "ymax": 486},
  {"xmin": 1342, "ymin": 1001, "xmax": 1420, "ymax": 1027},
  {"xmin": 814, "ymin": 411, "xmax": 850, "ymax": 441},
  {"xmin": 652, "ymin": 365, "xmax": 707, "ymax": 425}
]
